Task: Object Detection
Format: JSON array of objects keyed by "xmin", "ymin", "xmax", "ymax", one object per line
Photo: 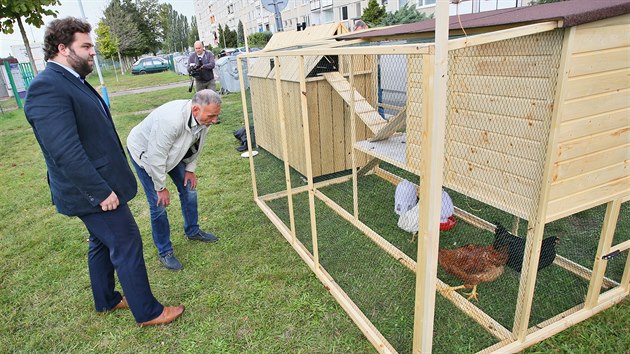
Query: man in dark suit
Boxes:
[{"xmin": 24, "ymin": 17, "xmax": 184, "ymax": 326}]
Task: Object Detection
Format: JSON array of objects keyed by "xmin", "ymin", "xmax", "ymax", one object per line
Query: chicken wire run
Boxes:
[{"xmin": 236, "ymin": 3, "xmax": 629, "ymax": 353}]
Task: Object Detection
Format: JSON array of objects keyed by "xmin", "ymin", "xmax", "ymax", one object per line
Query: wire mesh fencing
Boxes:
[{"xmin": 239, "ymin": 27, "xmax": 628, "ymax": 352}]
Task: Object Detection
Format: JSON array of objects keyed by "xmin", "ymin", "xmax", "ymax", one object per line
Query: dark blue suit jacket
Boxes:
[{"xmin": 25, "ymin": 61, "xmax": 137, "ymax": 216}]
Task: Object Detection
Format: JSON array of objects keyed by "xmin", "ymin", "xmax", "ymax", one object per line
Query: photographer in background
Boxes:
[{"xmin": 188, "ymin": 41, "xmax": 216, "ymax": 92}]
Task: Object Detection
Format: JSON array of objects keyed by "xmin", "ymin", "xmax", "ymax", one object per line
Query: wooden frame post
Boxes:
[
  {"xmin": 412, "ymin": 1, "xmax": 449, "ymax": 352},
  {"xmin": 237, "ymin": 56, "xmax": 258, "ymax": 199},
  {"xmin": 273, "ymin": 56, "xmax": 297, "ymax": 242},
  {"xmin": 298, "ymin": 56, "xmax": 320, "ymax": 269},
  {"xmin": 513, "ymin": 26, "xmax": 575, "ymax": 341},
  {"xmin": 348, "ymin": 55, "xmax": 360, "ymax": 219},
  {"xmin": 585, "ymin": 199, "xmax": 622, "ymax": 308}
]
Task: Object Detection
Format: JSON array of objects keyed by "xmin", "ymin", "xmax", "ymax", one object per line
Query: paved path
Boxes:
[
  {"xmin": 1, "ymin": 80, "xmax": 192, "ymax": 113},
  {"xmin": 108, "ymin": 80, "xmax": 190, "ymax": 97}
]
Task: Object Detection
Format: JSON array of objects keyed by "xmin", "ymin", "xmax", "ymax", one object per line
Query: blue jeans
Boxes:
[{"xmin": 130, "ymin": 158, "xmax": 200, "ymax": 257}]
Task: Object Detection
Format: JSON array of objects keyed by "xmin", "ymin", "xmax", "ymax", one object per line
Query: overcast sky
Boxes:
[{"xmin": 0, "ymin": 0, "xmax": 195, "ymax": 57}]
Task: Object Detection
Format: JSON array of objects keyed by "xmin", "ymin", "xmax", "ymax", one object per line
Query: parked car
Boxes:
[
  {"xmin": 218, "ymin": 48, "xmax": 236, "ymax": 58},
  {"xmin": 218, "ymin": 47, "xmax": 261, "ymax": 58},
  {"xmin": 231, "ymin": 47, "xmax": 261, "ymax": 56},
  {"xmin": 131, "ymin": 57, "xmax": 169, "ymax": 75}
]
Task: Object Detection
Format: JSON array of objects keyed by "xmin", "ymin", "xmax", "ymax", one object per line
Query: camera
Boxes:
[
  {"xmin": 189, "ymin": 63, "xmax": 202, "ymax": 77},
  {"xmin": 188, "ymin": 58, "xmax": 202, "ymax": 92}
]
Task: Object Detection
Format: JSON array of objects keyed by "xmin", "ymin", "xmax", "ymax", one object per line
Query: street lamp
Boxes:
[{"xmin": 78, "ymin": 0, "xmax": 110, "ymax": 107}]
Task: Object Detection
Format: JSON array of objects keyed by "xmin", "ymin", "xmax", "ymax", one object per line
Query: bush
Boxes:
[
  {"xmin": 379, "ymin": 4, "xmax": 432, "ymax": 26},
  {"xmin": 248, "ymin": 31, "xmax": 273, "ymax": 48}
]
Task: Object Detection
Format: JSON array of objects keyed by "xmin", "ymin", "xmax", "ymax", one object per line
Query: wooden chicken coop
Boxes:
[
  {"xmin": 248, "ymin": 22, "xmax": 374, "ymax": 177},
  {"xmin": 237, "ymin": 1, "xmax": 629, "ymax": 352}
]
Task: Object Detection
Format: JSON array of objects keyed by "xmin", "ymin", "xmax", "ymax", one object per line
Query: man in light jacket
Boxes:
[{"xmin": 127, "ymin": 89, "xmax": 221, "ymax": 270}]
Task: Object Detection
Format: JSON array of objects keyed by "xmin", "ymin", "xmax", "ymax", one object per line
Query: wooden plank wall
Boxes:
[
  {"xmin": 442, "ymin": 30, "xmax": 564, "ymax": 220},
  {"xmin": 546, "ymin": 15, "xmax": 630, "ymax": 222}
]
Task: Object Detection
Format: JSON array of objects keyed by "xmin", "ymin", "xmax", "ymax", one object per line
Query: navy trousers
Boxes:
[{"xmin": 79, "ymin": 204, "xmax": 163, "ymax": 323}]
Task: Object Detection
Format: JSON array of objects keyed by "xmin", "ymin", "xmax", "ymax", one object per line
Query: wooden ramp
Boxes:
[{"xmin": 322, "ymin": 72, "xmax": 388, "ymax": 136}]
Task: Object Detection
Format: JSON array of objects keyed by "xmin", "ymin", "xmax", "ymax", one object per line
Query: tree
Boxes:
[
  {"xmin": 217, "ymin": 23, "xmax": 225, "ymax": 47},
  {"xmin": 94, "ymin": 22, "xmax": 118, "ymax": 60},
  {"xmin": 179, "ymin": 14, "xmax": 190, "ymax": 51},
  {"xmin": 0, "ymin": 0, "xmax": 61, "ymax": 75},
  {"xmin": 237, "ymin": 20, "xmax": 244, "ymax": 47},
  {"xmin": 133, "ymin": 0, "xmax": 163, "ymax": 55},
  {"xmin": 248, "ymin": 31, "xmax": 272, "ymax": 48},
  {"xmin": 189, "ymin": 15, "xmax": 198, "ymax": 45},
  {"xmin": 159, "ymin": 3, "xmax": 177, "ymax": 52},
  {"xmin": 361, "ymin": 0, "xmax": 386, "ymax": 27},
  {"xmin": 379, "ymin": 4, "xmax": 431, "ymax": 26},
  {"xmin": 223, "ymin": 25, "xmax": 237, "ymax": 48},
  {"xmin": 103, "ymin": 0, "xmax": 144, "ymax": 67}
]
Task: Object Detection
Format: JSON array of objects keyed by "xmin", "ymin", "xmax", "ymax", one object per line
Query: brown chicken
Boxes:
[{"xmin": 438, "ymin": 244, "xmax": 509, "ymax": 301}]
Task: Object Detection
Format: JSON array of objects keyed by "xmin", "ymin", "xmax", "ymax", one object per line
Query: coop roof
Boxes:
[
  {"xmin": 248, "ymin": 23, "xmax": 349, "ymax": 81},
  {"xmin": 338, "ymin": 0, "xmax": 630, "ymax": 40},
  {"xmin": 263, "ymin": 22, "xmax": 349, "ymax": 51}
]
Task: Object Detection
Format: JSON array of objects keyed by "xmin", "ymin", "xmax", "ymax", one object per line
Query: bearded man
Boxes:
[{"xmin": 24, "ymin": 17, "xmax": 184, "ymax": 327}]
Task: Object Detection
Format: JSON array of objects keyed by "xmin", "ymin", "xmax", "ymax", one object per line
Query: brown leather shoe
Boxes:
[
  {"xmin": 112, "ymin": 296, "xmax": 129, "ymax": 310},
  {"xmin": 97, "ymin": 296, "xmax": 128, "ymax": 315},
  {"xmin": 137, "ymin": 305, "xmax": 185, "ymax": 327}
]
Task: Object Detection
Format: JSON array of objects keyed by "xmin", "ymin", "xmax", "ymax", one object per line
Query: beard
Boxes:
[{"xmin": 67, "ymin": 48, "xmax": 94, "ymax": 78}]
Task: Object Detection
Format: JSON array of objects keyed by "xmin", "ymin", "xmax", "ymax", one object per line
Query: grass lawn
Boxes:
[{"xmin": 0, "ymin": 72, "xmax": 627, "ymax": 352}]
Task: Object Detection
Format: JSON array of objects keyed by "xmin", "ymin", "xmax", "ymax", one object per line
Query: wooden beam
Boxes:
[
  {"xmin": 274, "ymin": 56, "xmax": 297, "ymax": 243},
  {"xmin": 243, "ymin": 42, "xmax": 433, "ymax": 58},
  {"xmin": 258, "ymin": 174, "xmax": 353, "ymax": 202},
  {"xmin": 585, "ymin": 199, "xmax": 622, "ymax": 308},
  {"xmin": 554, "ymin": 255, "xmax": 619, "ymax": 289},
  {"xmin": 612, "ymin": 239, "xmax": 630, "ymax": 254},
  {"xmin": 298, "ymin": 56, "xmax": 320, "ymax": 270},
  {"xmin": 323, "ymin": 71, "xmax": 386, "ymax": 135},
  {"xmin": 370, "ymin": 107, "xmax": 407, "ymax": 142},
  {"xmin": 357, "ymin": 157, "xmax": 381, "ymax": 177},
  {"xmin": 374, "ymin": 166, "xmax": 408, "ymax": 186},
  {"xmin": 413, "ymin": 2, "xmax": 449, "ymax": 352},
  {"xmin": 236, "ymin": 56, "xmax": 259, "ymax": 199},
  {"xmin": 481, "ymin": 287, "xmax": 628, "ymax": 353},
  {"xmin": 512, "ymin": 25, "xmax": 576, "ymax": 341},
  {"xmin": 448, "ymin": 21, "xmax": 559, "ymax": 51},
  {"xmin": 348, "ymin": 56, "xmax": 360, "ymax": 219}
]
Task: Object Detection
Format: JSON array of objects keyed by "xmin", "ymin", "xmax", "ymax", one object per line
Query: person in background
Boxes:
[
  {"xmin": 24, "ymin": 17, "xmax": 184, "ymax": 327},
  {"xmin": 188, "ymin": 41, "xmax": 216, "ymax": 92},
  {"xmin": 127, "ymin": 89, "xmax": 222, "ymax": 271},
  {"xmin": 354, "ymin": 19, "xmax": 368, "ymax": 31}
]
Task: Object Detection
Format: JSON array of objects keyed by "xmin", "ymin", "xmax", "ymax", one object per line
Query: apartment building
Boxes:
[{"xmin": 194, "ymin": 0, "xmax": 526, "ymax": 48}]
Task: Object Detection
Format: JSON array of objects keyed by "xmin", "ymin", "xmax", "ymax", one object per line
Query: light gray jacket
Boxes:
[{"xmin": 127, "ymin": 100, "xmax": 209, "ymax": 191}]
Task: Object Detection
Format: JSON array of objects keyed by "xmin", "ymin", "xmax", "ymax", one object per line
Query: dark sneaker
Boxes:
[
  {"xmin": 159, "ymin": 252, "xmax": 183, "ymax": 271},
  {"xmin": 187, "ymin": 230, "xmax": 219, "ymax": 243}
]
